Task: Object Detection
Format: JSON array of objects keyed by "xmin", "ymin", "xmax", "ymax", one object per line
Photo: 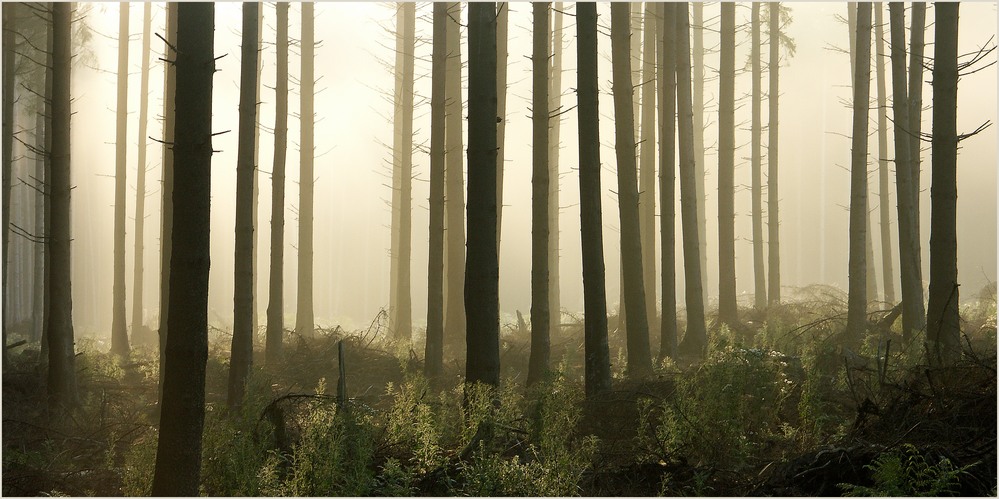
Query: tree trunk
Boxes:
[
  {"xmin": 888, "ymin": 2, "xmax": 925, "ymax": 344},
  {"xmin": 394, "ymin": 2, "xmax": 415, "ymax": 343},
  {"xmin": 610, "ymin": 2, "xmax": 652, "ymax": 376},
  {"xmin": 2, "ymin": 3, "xmax": 14, "ymax": 365},
  {"xmin": 227, "ymin": 1, "xmax": 259, "ymax": 410},
  {"xmin": 158, "ymin": 2, "xmax": 178, "ymax": 396},
  {"xmin": 111, "ymin": 2, "xmax": 130, "ymax": 357},
  {"xmin": 464, "ymin": 2, "xmax": 499, "ymax": 387},
  {"xmin": 151, "ymin": 4, "xmax": 214, "ymax": 495},
  {"xmin": 131, "ymin": 2, "xmax": 152, "ymax": 344},
  {"xmin": 548, "ymin": 2, "xmax": 563, "ymax": 346},
  {"xmin": 874, "ymin": 4, "xmax": 895, "ymax": 305},
  {"xmin": 576, "ymin": 1, "xmax": 612, "ymax": 397},
  {"xmin": 767, "ymin": 3, "xmax": 782, "ymax": 305},
  {"xmin": 692, "ymin": 1, "xmax": 708, "ymax": 302},
  {"xmin": 40, "ymin": 6, "xmax": 53, "ymax": 364},
  {"xmin": 658, "ymin": 2, "xmax": 678, "ymax": 361},
  {"xmin": 33, "ymin": 110, "xmax": 45, "ymax": 344},
  {"xmin": 265, "ymin": 3, "xmax": 289, "ymax": 364},
  {"xmin": 527, "ymin": 2, "xmax": 551, "ymax": 388},
  {"xmin": 424, "ymin": 2, "xmax": 447, "ymax": 379},
  {"xmin": 47, "ymin": 1, "xmax": 78, "ymax": 411},
  {"xmin": 907, "ymin": 2, "xmax": 926, "ymax": 282},
  {"xmin": 718, "ymin": 2, "xmax": 738, "ymax": 326},
  {"xmin": 751, "ymin": 3, "xmax": 766, "ymax": 310},
  {"xmin": 675, "ymin": 2, "xmax": 707, "ymax": 358},
  {"xmin": 252, "ymin": 4, "xmax": 262, "ymax": 337},
  {"xmin": 295, "ymin": 2, "xmax": 315, "ymax": 339},
  {"xmin": 846, "ymin": 2, "xmax": 872, "ymax": 344},
  {"xmin": 496, "ymin": 2, "xmax": 508, "ymax": 249},
  {"xmin": 926, "ymin": 2, "xmax": 960, "ymax": 366},
  {"xmin": 444, "ymin": 2, "xmax": 466, "ymax": 349},
  {"xmin": 389, "ymin": 2, "xmax": 404, "ymax": 338},
  {"xmin": 638, "ymin": 2, "xmax": 658, "ymax": 343}
]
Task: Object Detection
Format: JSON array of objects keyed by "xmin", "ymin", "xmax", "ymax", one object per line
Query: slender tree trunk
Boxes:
[
  {"xmin": 111, "ymin": 2, "xmax": 130, "ymax": 357},
  {"xmin": 2, "ymin": 3, "xmax": 14, "ymax": 364},
  {"xmin": 888, "ymin": 2, "xmax": 925, "ymax": 343},
  {"xmin": 718, "ymin": 2, "xmax": 738, "ymax": 326},
  {"xmin": 389, "ymin": 2, "xmax": 403, "ymax": 337},
  {"xmin": 39, "ymin": 1, "xmax": 53, "ymax": 365},
  {"xmin": 767, "ymin": 3, "xmax": 781, "ymax": 305},
  {"xmin": 926, "ymin": 3, "xmax": 960, "ymax": 366},
  {"xmin": 527, "ymin": 2, "xmax": 551, "ymax": 387},
  {"xmin": 228, "ymin": 1, "xmax": 259, "ymax": 410},
  {"xmin": 658, "ymin": 2, "xmax": 678, "ymax": 361},
  {"xmin": 907, "ymin": 2, "xmax": 926, "ymax": 282},
  {"xmin": 496, "ymin": 2, "xmax": 508, "ymax": 248},
  {"xmin": 464, "ymin": 2, "xmax": 499, "ymax": 387},
  {"xmin": 611, "ymin": 2, "xmax": 652, "ymax": 376},
  {"xmin": 131, "ymin": 2, "xmax": 152, "ymax": 343},
  {"xmin": 576, "ymin": 2, "xmax": 612, "ymax": 397},
  {"xmin": 874, "ymin": 4, "xmax": 895, "ymax": 305},
  {"xmin": 444, "ymin": 2, "xmax": 466, "ymax": 349},
  {"xmin": 33, "ymin": 112, "xmax": 45, "ymax": 344},
  {"xmin": 252, "ymin": 4, "xmax": 262, "ymax": 337},
  {"xmin": 265, "ymin": 3, "xmax": 289, "ymax": 364},
  {"xmin": 158, "ymin": 2, "xmax": 178, "ymax": 396},
  {"xmin": 548, "ymin": 2, "xmax": 563, "ymax": 344},
  {"xmin": 846, "ymin": 2, "xmax": 872, "ymax": 344},
  {"xmin": 692, "ymin": 1, "xmax": 708, "ymax": 302},
  {"xmin": 394, "ymin": 2, "xmax": 415, "ymax": 343},
  {"xmin": 638, "ymin": 2, "xmax": 657, "ymax": 342},
  {"xmin": 675, "ymin": 1, "xmax": 707, "ymax": 358},
  {"xmin": 151, "ymin": 4, "xmax": 214, "ymax": 494},
  {"xmin": 295, "ymin": 2, "xmax": 315, "ymax": 339},
  {"xmin": 47, "ymin": 1, "xmax": 78, "ymax": 411},
  {"xmin": 751, "ymin": 3, "xmax": 766, "ymax": 310},
  {"xmin": 424, "ymin": 2, "xmax": 447, "ymax": 379}
]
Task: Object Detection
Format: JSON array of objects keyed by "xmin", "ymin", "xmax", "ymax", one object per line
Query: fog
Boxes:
[{"xmin": 5, "ymin": 2, "xmax": 995, "ymax": 338}]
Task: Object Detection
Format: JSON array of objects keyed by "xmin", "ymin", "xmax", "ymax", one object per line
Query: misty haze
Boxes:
[{"xmin": 2, "ymin": 2, "xmax": 997, "ymax": 497}]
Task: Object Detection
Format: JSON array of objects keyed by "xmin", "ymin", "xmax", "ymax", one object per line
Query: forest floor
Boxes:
[{"xmin": 3, "ymin": 284, "xmax": 997, "ymax": 496}]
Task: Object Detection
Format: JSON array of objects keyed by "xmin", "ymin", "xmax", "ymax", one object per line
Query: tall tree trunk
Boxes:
[
  {"xmin": 610, "ymin": 2, "xmax": 652, "ymax": 376},
  {"xmin": 2, "ymin": 3, "xmax": 14, "ymax": 365},
  {"xmin": 926, "ymin": 3, "xmax": 960, "ymax": 366},
  {"xmin": 907, "ymin": 2, "xmax": 926, "ymax": 282},
  {"xmin": 444, "ymin": 2, "xmax": 466, "ymax": 349},
  {"xmin": 151, "ymin": 4, "xmax": 214, "ymax": 494},
  {"xmin": 40, "ymin": 6, "xmax": 53, "ymax": 363},
  {"xmin": 33, "ymin": 111, "xmax": 45, "ymax": 344},
  {"xmin": 227, "ymin": 1, "xmax": 259, "ymax": 410},
  {"xmin": 131, "ymin": 2, "xmax": 152, "ymax": 343},
  {"xmin": 295, "ymin": 2, "xmax": 315, "ymax": 339},
  {"xmin": 496, "ymin": 2, "xmax": 508, "ymax": 249},
  {"xmin": 751, "ymin": 3, "xmax": 766, "ymax": 310},
  {"xmin": 389, "ymin": 2, "xmax": 404, "ymax": 337},
  {"xmin": 658, "ymin": 2, "xmax": 678, "ymax": 360},
  {"xmin": 888, "ymin": 2, "xmax": 924, "ymax": 343},
  {"xmin": 265, "ymin": 3, "xmax": 289, "ymax": 364},
  {"xmin": 874, "ymin": 4, "xmax": 895, "ymax": 305},
  {"xmin": 47, "ymin": 1, "xmax": 78, "ymax": 410},
  {"xmin": 424, "ymin": 2, "xmax": 447, "ymax": 379},
  {"xmin": 846, "ymin": 2, "xmax": 872, "ymax": 344},
  {"xmin": 675, "ymin": 1, "xmax": 707, "ymax": 358},
  {"xmin": 767, "ymin": 3, "xmax": 781, "ymax": 305},
  {"xmin": 394, "ymin": 2, "xmax": 415, "ymax": 343},
  {"xmin": 111, "ymin": 2, "xmax": 130, "ymax": 357},
  {"xmin": 717, "ymin": 2, "xmax": 738, "ymax": 327},
  {"xmin": 638, "ymin": 2, "xmax": 657, "ymax": 343},
  {"xmin": 620, "ymin": 1, "xmax": 643, "ymax": 334},
  {"xmin": 576, "ymin": 2, "xmax": 612, "ymax": 397},
  {"xmin": 548, "ymin": 2, "xmax": 563, "ymax": 344},
  {"xmin": 251, "ymin": 4, "xmax": 262, "ymax": 337},
  {"xmin": 692, "ymin": 1, "xmax": 708, "ymax": 302},
  {"xmin": 527, "ymin": 2, "xmax": 551, "ymax": 387},
  {"xmin": 464, "ymin": 2, "xmax": 499, "ymax": 387},
  {"xmin": 158, "ymin": 2, "xmax": 178, "ymax": 396}
]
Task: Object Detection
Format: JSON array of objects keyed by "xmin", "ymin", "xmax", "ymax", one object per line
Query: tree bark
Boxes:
[
  {"xmin": 638, "ymin": 2, "xmax": 658, "ymax": 343},
  {"xmin": 846, "ymin": 2, "xmax": 872, "ymax": 344},
  {"xmin": 389, "ymin": 2, "xmax": 404, "ymax": 338},
  {"xmin": 464, "ymin": 2, "xmax": 500, "ymax": 387},
  {"xmin": 907, "ymin": 2, "xmax": 926, "ymax": 281},
  {"xmin": 610, "ymin": 2, "xmax": 652, "ymax": 376},
  {"xmin": 444, "ymin": 2, "xmax": 466, "ymax": 349},
  {"xmin": 111, "ymin": 2, "xmax": 130, "ymax": 357},
  {"xmin": 527, "ymin": 2, "xmax": 551, "ymax": 387},
  {"xmin": 751, "ymin": 3, "xmax": 767, "ymax": 310},
  {"xmin": 295, "ymin": 2, "xmax": 315, "ymax": 339},
  {"xmin": 251, "ymin": 4, "xmax": 262, "ymax": 337},
  {"xmin": 394, "ymin": 2, "xmax": 415, "ymax": 343},
  {"xmin": 576, "ymin": 2, "xmax": 612, "ymax": 397},
  {"xmin": 548, "ymin": 2, "xmax": 563, "ymax": 346},
  {"xmin": 658, "ymin": 2, "xmax": 678, "ymax": 361},
  {"xmin": 692, "ymin": 1, "xmax": 708, "ymax": 302},
  {"xmin": 151, "ymin": 4, "xmax": 214, "ymax": 494},
  {"xmin": 158, "ymin": 2, "xmax": 178, "ymax": 396},
  {"xmin": 265, "ymin": 3, "xmax": 289, "ymax": 364},
  {"xmin": 131, "ymin": 2, "xmax": 152, "ymax": 344},
  {"xmin": 2, "ymin": 3, "xmax": 14, "ymax": 365},
  {"xmin": 424, "ymin": 2, "xmax": 447, "ymax": 379},
  {"xmin": 926, "ymin": 2, "xmax": 960, "ymax": 366},
  {"xmin": 228, "ymin": 1, "xmax": 259, "ymax": 410},
  {"xmin": 874, "ymin": 4, "xmax": 895, "ymax": 305},
  {"xmin": 496, "ymin": 2, "xmax": 508, "ymax": 249},
  {"xmin": 888, "ymin": 2, "xmax": 925, "ymax": 343},
  {"xmin": 767, "ymin": 3, "xmax": 781, "ymax": 305},
  {"xmin": 717, "ymin": 2, "xmax": 738, "ymax": 327}
]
